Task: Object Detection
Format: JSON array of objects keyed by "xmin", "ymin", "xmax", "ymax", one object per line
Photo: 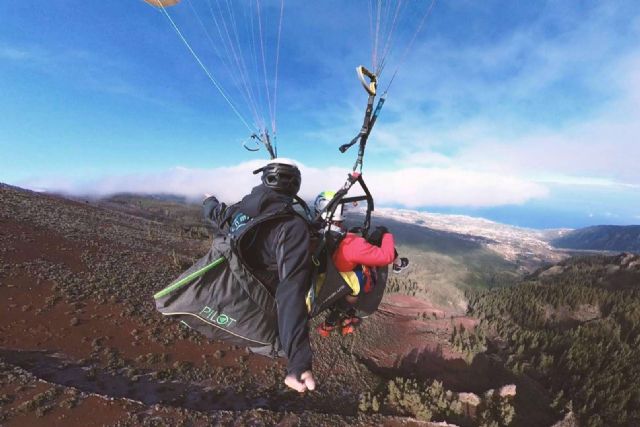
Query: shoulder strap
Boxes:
[{"xmin": 229, "ymin": 205, "xmax": 309, "ymax": 256}]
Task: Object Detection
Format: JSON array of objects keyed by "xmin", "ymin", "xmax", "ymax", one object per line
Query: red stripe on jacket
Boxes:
[{"xmin": 333, "ymin": 233, "xmax": 395, "ymax": 272}]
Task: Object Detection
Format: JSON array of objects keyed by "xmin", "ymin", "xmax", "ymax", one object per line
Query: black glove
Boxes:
[
  {"xmin": 202, "ymin": 194, "xmax": 218, "ymax": 205},
  {"xmin": 376, "ymin": 225, "xmax": 389, "ymax": 235},
  {"xmin": 367, "ymin": 225, "xmax": 389, "ymax": 247}
]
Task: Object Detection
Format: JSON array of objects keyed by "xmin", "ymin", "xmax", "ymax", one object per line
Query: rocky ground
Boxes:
[{"xmin": 0, "ymin": 184, "xmax": 552, "ymax": 426}]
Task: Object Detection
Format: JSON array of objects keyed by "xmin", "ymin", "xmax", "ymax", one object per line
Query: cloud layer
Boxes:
[{"xmin": 23, "ymin": 160, "xmax": 548, "ymax": 208}]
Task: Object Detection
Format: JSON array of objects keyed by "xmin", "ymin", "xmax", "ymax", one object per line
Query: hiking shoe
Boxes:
[
  {"xmin": 317, "ymin": 322, "xmax": 336, "ymax": 337},
  {"xmin": 341, "ymin": 324, "xmax": 356, "ymax": 336},
  {"xmin": 393, "ymin": 257, "xmax": 409, "ymax": 273},
  {"xmin": 340, "ymin": 316, "xmax": 361, "ymax": 336},
  {"xmin": 341, "ymin": 316, "xmax": 362, "ymax": 327}
]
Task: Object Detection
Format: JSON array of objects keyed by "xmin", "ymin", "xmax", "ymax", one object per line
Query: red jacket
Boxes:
[{"xmin": 333, "ymin": 232, "xmax": 396, "ymax": 272}]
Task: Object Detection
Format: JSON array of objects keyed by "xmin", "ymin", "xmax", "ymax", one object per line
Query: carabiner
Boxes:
[
  {"xmin": 242, "ymin": 135, "xmax": 261, "ymax": 152},
  {"xmin": 356, "ymin": 65, "xmax": 377, "ymax": 96}
]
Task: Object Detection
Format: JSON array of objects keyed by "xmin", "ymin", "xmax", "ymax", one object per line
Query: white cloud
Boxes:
[
  {"xmin": 446, "ymin": 108, "xmax": 640, "ymax": 184},
  {"xmin": 23, "ymin": 161, "xmax": 268, "ymax": 202},
  {"xmin": 533, "ymin": 175, "xmax": 640, "ymax": 188},
  {"xmin": 363, "ymin": 167, "xmax": 548, "ymax": 208},
  {"xmin": 22, "ymin": 161, "xmax": 548, "ymax": 208}
]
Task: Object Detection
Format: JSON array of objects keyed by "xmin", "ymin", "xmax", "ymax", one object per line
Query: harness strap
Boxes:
[
  {"xmin": 246, "ymin": 131, "xmax": 277, "ymax": 159},
  {"xmin": 308, "ymin": 230, "xmax": 347, "ymax": 316},
  {"xmin": 230, "ymin": 207, "xmax": 308, "ymax": 258},
  {"xmin": 293, "ymin": 195, "xmax": 312, "ymax": 221},
  {"xmin": 308, "ymin": 234, "xmax": 326, "ymax": 310},
  {"xmin": 313, "ymin": 171, "xmax": 375, "ymax": 237},
  {"xmin": 339, "ymin": 96, "xmax": 386, "ymax": 173}
]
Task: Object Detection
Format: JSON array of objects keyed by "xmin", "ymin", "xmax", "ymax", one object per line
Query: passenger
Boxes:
[{"xmin": 313, "ymin": 191, "xmax": 409, "ymax": 336}]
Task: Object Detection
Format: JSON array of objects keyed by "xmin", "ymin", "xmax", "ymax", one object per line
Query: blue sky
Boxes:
[{"xmin": 1, "ymin": 1, "xmax": 639, "ymax": 229}]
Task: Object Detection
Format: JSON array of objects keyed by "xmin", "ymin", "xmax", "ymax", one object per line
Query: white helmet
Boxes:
[{"xmin": 314, "ymin": 190, "xmax": 343, "ymax": 221}]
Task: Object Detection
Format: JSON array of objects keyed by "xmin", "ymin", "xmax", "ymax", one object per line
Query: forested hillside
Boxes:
[{"xmin": 467, "ymin": 253, "xmax": 640, "ymax": 426}]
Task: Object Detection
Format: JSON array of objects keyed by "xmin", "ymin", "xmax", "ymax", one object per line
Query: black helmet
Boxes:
[{"xmin": 253, "ymin": 158, "xmax": 301, "ymax": 196}]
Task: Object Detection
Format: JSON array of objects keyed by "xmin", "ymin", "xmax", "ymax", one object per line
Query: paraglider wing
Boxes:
[{"xmin": 143, "ymin": 0, "xmax": 181, "ymax": 7}]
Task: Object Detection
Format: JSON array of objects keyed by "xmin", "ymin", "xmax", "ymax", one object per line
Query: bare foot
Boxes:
[{"xmin": 284, "ymin": 371, "xmax": 316, "ymax": 393}]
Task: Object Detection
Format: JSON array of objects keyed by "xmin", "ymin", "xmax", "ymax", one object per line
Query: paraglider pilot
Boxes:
[{"xmin": 203, "ymin": 158, "xmax": 315, "ymax": 393}]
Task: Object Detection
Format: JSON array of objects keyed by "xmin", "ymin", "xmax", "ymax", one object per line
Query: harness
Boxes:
[{"xmin": 153, "ymin": 200, "xmax": 307, "ymax": 355}]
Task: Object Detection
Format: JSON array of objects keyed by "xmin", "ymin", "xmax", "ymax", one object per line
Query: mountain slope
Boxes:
[
  {"xmin": 1, "ymin": 183, "xmax": 540, "ymax": 426},
  {"xmin": 551, "ymin": 225, "xmax": 640, "ymax": 252}
]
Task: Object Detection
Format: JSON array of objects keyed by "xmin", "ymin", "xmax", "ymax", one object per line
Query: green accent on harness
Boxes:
[{"xmin": 153, "ymin": 256, "xmax": 225, "ymax": 299}]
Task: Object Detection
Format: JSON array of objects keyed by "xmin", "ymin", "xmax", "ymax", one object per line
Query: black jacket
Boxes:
[{"xmin": 203, "ymin": 185, "xmax": 312, "ymax": 378}]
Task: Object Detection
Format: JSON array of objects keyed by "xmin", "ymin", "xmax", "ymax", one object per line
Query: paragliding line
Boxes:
[
  {"xmin": 209, "ymin": 0, "xmax": 264, "ymax": 131},
  {"xmin": 222, "ymin": 0, "xmax": 266, "ymax": 130},
  {"xmin": 373, "ymin": 0, "xmax": 382, "ymax": 71},
  {"xmin": 383, "ymin": 0, "xmax": 437, "ymax": 94},
  {"xmin": 272, "ymin": 0, "xmax": 285, "ymax": 136},
  {"xmin": 255, "ymin": 0, "xmax": 275, "ymax": 136},
  {"xmin": 154, "ymin": 0, "xmax": 255, "ymax": 133},
  {"xmin": 377, "ymin": 0, "xmax": 406, "ymax": 76},
  {"xmin": 187, "ymin": 0, "xmax": 261, "ymax": 130}
]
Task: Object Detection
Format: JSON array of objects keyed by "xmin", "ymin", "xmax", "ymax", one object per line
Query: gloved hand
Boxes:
[
  {"xmin": 367, "ymin": 225, "xmax": 389, "ymax": 247},
  {"xmin": 203, "ymin": 193, "xmax": 217, "ymax": 204},
  {"xmin": 203, "ymin": 195, "xmax": 225, "ymax": 229},
  {"xmin": 393, "ymin": 257, "xmax": 409, "ymax": 273},
  {"xmin": 375, "ymin": 225, "xmax": 389, "ymax": 234}
]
